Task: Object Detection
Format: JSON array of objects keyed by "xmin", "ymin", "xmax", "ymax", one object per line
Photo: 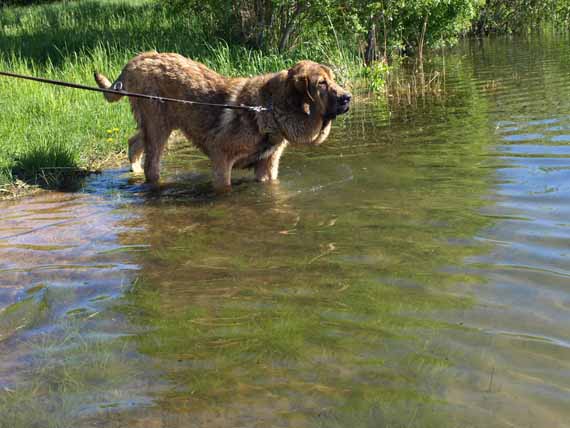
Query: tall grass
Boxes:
[
  {"xmin": 0, "ymin": 50, "xmax": 133, "ymax": 191},
  {"xmin": 0, "ymin": 0, "xmax": 366, "ymax": 194}
]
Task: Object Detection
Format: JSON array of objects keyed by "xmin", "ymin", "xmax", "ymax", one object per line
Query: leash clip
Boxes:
[{"xmin": 242, "ymin": 102, "xmax": 272, "ymax": 113}]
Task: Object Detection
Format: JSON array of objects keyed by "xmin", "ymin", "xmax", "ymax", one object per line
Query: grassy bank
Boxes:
[{"xmin": 0, "ymin": 0, "xmax": 366, "ymax": 195}]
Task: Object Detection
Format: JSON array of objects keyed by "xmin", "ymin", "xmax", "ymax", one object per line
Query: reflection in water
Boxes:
[{"xmin": 1, "ymin": 34, "xmax": 570, "ymax": 427}]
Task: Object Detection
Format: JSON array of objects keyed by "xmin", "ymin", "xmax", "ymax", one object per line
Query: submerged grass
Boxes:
[
  {"xmin": 0, "ymin": 285, "xmax": 141, "ymax": 428},
  {"xmin": 0, "ymin": 328, "xmax": 137, "ymax": 428}
]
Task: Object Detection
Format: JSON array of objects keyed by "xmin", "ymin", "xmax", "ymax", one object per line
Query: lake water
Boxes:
[{"xmin": 1, "ymin": 34, "xmax": 570, "ymax": 427}]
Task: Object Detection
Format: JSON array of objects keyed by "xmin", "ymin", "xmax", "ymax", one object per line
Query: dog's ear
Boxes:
[
  {"xmin": 288, "ymin": 68, "xmax": 315, "ymax": 116},
  {"xmin": 298, "ymin": 76, "xmax": 313, "ymax": 115}
]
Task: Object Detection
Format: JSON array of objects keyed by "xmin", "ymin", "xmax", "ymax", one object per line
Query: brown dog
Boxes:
[{"xmin": 94, "ymin": 52, "xmax": 351, "ymax": 190}]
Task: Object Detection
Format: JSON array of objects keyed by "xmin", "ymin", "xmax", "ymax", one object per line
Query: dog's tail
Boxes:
[{"xmin": 93, "ymin": 72, "xmax": 124, "ymax": 103}]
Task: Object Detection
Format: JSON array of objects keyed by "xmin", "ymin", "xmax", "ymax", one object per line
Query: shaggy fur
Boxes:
[{"xmin": 94, "ymin": 52, "xmax": 351, "ymax": 190}]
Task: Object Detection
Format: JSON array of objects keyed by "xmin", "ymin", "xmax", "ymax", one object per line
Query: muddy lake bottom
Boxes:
[{"xmin": 1, "ymin": 35, "xmax": 570, "ymax": 427}]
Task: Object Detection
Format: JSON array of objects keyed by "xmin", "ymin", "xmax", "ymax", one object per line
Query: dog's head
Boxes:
[
  {"xmin": 287, "ymin": 60, "xmax": 351, "ymax": 121},
  {"xmin": 269, "ymin": 61, "xmax": 351, "ymax": 145}
]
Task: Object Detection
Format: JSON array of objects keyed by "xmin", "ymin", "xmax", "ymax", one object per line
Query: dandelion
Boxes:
[
  {"xmin": 106, "ymin": 138, "xmax": 114, "ymax": 143},
  {"xmin": 113, "ymin": 127, "xmax": 120, "ymax": 132},
  {"xmin": 106, "ymin": 129, "xmax": 113, "ymax": 134}
]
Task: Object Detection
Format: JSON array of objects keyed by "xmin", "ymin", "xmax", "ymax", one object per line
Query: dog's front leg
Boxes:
[
  {"xmin": 254, "ymin": 158, "xmax": 276, "ymax": 182},
  {"xmin": 254, "ymin": 142, "xmax": 287, "ymax": 182},
  {"xmin": 212, "ymin": 156, "xmax": 234, "ymax": 192}
]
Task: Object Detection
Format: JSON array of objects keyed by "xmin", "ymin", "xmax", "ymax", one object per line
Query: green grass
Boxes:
[{"xmin": 0, "ymin": 0, "xmax": 369, "ymax": 195}]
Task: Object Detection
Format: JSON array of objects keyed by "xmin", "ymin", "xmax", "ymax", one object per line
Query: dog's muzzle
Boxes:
[
  {"xmin": 337, "ymin": 93, "xmax": 351, "ymax": 114},
  {"xmin": 326, "ymin": 93, "xmax": 352, "ymax": 120}
]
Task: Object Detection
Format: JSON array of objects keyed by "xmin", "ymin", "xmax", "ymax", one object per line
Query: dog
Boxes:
[{"xmin": 94, "ymin": 52, "xmax": 351, "ymax": 190}]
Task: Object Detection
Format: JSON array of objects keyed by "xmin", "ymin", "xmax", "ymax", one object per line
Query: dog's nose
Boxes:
[{"xmin": 339, "ymin": 93, "xmax": 352, "ymax": 104}]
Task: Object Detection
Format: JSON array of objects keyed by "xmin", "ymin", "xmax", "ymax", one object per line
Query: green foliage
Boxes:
[
  {"xmin": 557, "ymin": 1, "xmax": 570, "ymax": 24},
  {"xmin": 472, "ymin": 0, "xmax": 570, "ymax": 34},
  {"xmin": 165, "ymin": 0, "xmax": 334, "ymax": 52},
  {"xmin": 329, "ymin": 0, "xmax": 482, "ymax": 58},
  {"xmin": 358, "ymin": 61, "xmax": 389, "ymax": 92},
  {"xmin": 165, "ymin": 0, "xmax": 567, "ymax": 61},
  {"xmin": 164, "ymin": 0, "xmax": 482, "ymax": 59},
  {"xmin": 0, "ymin": 0, "xmax": 58, "ymax": 5}
]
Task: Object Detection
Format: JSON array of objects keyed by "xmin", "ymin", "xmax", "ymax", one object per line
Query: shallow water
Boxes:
[{"xmin": 1, "ymin": 34, "xmax": 570, "ymax": 428}]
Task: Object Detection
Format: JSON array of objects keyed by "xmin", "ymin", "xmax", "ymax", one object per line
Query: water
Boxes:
[{"xmin": 1, "ymin": 34, "xmax": 570, "ymax": 427}]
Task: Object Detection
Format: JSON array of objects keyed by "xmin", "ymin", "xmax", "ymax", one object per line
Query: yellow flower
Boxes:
[
  {"xmin": 106, "ymin": 138, "xmax": 114, "ymax": 143},
  {"xmin": 106, "ymin": 129, "xmax": 113, "ymax": 134},
  {"xmin": 113, "ymin": 127, "xmax": 120, "ymax": 132}
]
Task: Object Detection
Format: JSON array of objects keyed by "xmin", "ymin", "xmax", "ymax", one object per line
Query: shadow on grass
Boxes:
[
  {"xmin": 12, "ymin": 144, "xmax": 91, "ymax": 191},
  {"xmin": 0, "ymin": 1, "xmax": 212, "ymax": 67}
]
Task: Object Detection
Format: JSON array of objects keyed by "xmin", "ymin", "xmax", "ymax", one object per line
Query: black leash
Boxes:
[{"xmin": 0, "ymin": 70, "xmax": 271, "ymax": 113}]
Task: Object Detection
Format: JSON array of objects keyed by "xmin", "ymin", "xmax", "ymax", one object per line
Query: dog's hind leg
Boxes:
[
  {"xmin": 142, "ymin": 126, "xmax": 171, "ymax": 184},
  {"xmin": 128, "ymin": 131, "xmax": 145, "ymax": 174}
]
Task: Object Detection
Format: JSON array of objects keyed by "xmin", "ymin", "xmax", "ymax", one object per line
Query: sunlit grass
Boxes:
[{"xmin": 0, "ymin": 50, "xmax": 133, "ymax": 193}]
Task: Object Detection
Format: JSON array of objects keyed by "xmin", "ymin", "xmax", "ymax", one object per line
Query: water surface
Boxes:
[{"xmin": 1, "ymin": 34, "xmax": 570, "ymax": 427}]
